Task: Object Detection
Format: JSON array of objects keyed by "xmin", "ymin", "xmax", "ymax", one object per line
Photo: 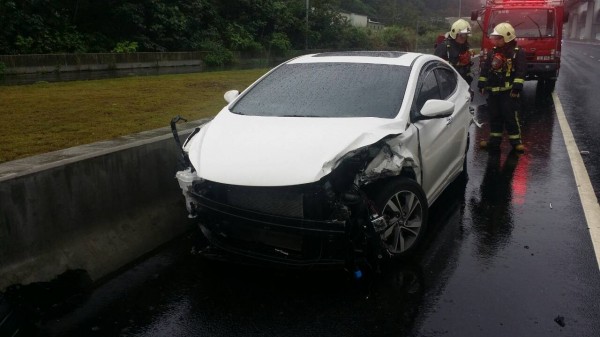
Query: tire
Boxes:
[
  {"xmin": 372, "ymin": 177, "xmax": 429, "ymax": 257},
  {"xmin": 545, "ymin": 79, "xmax": 556, "ymax": 92},
  {"xmin": 537, "ymin": 78, "xmax": 556, "ymax": 94}
]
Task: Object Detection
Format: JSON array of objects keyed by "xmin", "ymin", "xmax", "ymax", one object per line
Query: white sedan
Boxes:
[{"xmin": 172, "ymin": 51, "xmax": 472, "ymax": 270}]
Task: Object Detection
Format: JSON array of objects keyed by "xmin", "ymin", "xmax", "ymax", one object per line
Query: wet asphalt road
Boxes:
[
  {"xmin": 556, "ymin": 40, "xmax": 600, "ymax": 201},
  {"xmin": 20, "ymin": 43, "xmax": 600, "ymax": 337}
]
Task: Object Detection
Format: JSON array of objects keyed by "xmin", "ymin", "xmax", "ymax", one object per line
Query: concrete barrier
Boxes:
[
  {"xmin": 0, "ymin": 120, "xmax": 207, "ymax": 291},
  {"xmin": 0, "ymin": 52, "xmax": 209, "ymax": 75}
]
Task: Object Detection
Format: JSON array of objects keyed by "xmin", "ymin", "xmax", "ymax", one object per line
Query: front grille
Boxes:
[
  {"xmin": 525, "ymin": 52, "xmax": 536, "ymax": 61},
  {"xmin": 226, "ymin": 185, "xmax": 304, "ymax": 218},
  {"xmin": 193, "ymin": 181, "xmax": 349, "ymax": 265},
  {"xmin": 194, "ymin": 181, "xmax": 331, "ymax": 219}
]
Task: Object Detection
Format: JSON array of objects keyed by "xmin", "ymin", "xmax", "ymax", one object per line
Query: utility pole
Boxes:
[
  {"xmin": 415, "ymin": 19, "xmax": 419, "ymax": 52},
  {"xmin": 458, "ymin": 0, "xmax": 462, "ymax": 19},
  {"xmin": 305, "ymin": 0, "xmax": 309, "ymax": 50}
]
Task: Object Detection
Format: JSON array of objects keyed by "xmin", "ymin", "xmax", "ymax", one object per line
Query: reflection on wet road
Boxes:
[{"xmin": 469, "ymin": 150, "xmax": 521, "ymax": 260}]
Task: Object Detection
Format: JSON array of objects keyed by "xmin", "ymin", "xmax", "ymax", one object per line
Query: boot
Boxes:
[{"xmin": 513, "ymin": 144, "xmax": 525, "ymax": 152}]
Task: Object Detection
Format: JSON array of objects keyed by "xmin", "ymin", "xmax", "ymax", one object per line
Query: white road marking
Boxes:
[{"xmin": 553, "ymin": 92, "xmax": 600, "ymax": 270}]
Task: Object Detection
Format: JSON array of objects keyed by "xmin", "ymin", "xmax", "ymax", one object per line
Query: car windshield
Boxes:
[
  {"xmin": 489, "ymin": 9, "xmax": 556, "ymax": 38},
  {"xmin": 230, "ymin": 62, "xmax": 410, "ymax": 118}
]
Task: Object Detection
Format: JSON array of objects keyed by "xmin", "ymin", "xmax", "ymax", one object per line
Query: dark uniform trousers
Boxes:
[{"xmin": 487, "ymin": 91, "xmax": 522, "ymax": 146}]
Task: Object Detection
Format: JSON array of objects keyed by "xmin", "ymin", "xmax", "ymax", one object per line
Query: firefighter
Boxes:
[
  {"xmin": 478, "ymin": 22, "xmax": 527, "ymax": 152},
  {"xmin": 434, "ymin": 19, "xmax": 474, "ymax": 86}
]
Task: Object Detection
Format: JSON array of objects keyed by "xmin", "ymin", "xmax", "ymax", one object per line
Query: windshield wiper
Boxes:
[
  {"xmin": 526, "ymin": 15, "xmax": 543, "ymax": 38},
  {"xmin": 280, "ymin": 114, "xmax": 317, "ymax": 117}
]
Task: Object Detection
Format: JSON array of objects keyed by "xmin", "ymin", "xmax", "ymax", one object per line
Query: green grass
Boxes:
[{"xmin": 0, "ymin": 69, "xmax": 268, "ymax": 163}]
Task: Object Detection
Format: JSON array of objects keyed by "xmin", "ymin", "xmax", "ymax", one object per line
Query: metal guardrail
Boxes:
[
  {"xmin": 0, "ymin": 52, "xmax": 210, "ymax": 68},
  {"xmin": 0, "ymin": 52, "xmax": 212, "ymax": 75}
]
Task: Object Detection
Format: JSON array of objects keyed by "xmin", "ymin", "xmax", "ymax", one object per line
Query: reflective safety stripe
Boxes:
[
  {"xmin": 514, "ymin": 78, "xmax": 525, "ymax": 84},
  {"xmin": 508, "ymin": 134, "xmax": 521, "ymax": 139},
  {"xmin": 490, "ymin": 133, "xmax": 503, "ymax": 137},
  {"xmin": 479, "ymin": 77, "xmax": 487, "ymax": 82},
  {"xmin": 488, "ymin": 79, "xmax": 514, "ymax": 92},
  {"xmin": 514, "ymin": 110, "xmax": 522, "ymax": 137}
]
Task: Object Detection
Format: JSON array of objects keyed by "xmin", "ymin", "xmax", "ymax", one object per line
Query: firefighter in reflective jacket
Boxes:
[
  {"xmin": 478, "ymin": 22, "xmax": 527, "ymax": 152},
  {"xmin": 435, "ymin": 19, "xmax": 474, "ymax": 87}
]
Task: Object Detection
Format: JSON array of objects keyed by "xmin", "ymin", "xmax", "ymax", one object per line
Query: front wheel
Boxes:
[
  {"xmin": 537, "ymin": 78, "xmax": 556, "ymax": 93},
  {"xmin": 373, "ymin": 178, "xmax": 429, "ymax": 257},
  {"xmin": 545, "ymin": 79, "xmax": 556, "ymax": 92}
]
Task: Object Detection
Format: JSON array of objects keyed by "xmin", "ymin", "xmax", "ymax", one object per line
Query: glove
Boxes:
[{"xmin": 510, "ymin": 90, "xmax": 520, "ymax": 98}]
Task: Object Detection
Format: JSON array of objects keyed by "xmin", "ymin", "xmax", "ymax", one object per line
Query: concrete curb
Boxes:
[{"xmin": 0, "ymin": 119, "xmax": 209, "ymax": 291}]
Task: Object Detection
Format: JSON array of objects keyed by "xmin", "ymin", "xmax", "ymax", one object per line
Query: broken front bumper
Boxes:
[{"xmin": 193, "ymin": 193, "xmax": 350, "ymax": 267}]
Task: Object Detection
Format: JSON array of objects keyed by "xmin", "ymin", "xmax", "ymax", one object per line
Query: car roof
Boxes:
[{"xmin": 287, "ymin": 51, "xmax": 424, "ymax": 67}]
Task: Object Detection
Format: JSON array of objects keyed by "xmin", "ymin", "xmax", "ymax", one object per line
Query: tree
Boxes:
[
  {"xmin": 0, "ymin": 0, "xmax": 477, "ymax": 56},
  {"xmin": 0, "ymin": 0, "xmax": 86, "ymax": 54}
]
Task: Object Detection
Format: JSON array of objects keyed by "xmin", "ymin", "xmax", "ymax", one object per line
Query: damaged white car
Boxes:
[{"xmin": 171, "ymin": 51, "xmax": 472, "ymax": 271}]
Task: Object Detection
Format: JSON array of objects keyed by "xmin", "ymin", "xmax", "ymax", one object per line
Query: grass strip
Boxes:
[{"xmin": 0, "ymin": 69, "xmax": 268, "ymax": 163}]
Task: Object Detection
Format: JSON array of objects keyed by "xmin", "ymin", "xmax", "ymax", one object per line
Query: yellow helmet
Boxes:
[
  {"xmin": 490, "ymin": 22, "xmax": 516, "ymax": 43},
  {"xmin": 449, "ymin": 19, "xmax": 472, "ymax": 39}
]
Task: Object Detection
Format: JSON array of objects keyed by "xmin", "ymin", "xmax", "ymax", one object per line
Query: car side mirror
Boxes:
[
  {"xmin": 224, "ymin": 90, "xmax": 240, "ymax": 103},
  {"xmin": 420, "ymin": 99, "xmax": 454, "ymax": 118}
]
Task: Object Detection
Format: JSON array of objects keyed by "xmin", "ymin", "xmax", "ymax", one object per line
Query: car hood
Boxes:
[{"xmin": 187, "ymin": 109, "xmax": 406, "ymax": 186}]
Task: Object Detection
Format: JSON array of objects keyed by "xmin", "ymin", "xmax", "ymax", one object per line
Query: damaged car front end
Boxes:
[
  {"xmin": 175, "ymin": 132, "xmax": 423, "ymax": 270},
  {"xmin": 171, "ymin": 51, "xmax": 471, "ymax": 271}
]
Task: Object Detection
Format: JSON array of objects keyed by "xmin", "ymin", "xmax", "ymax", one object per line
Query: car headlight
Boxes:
[{"xmin": 326, "ymin": 144, "xmax": 380, "ymax": 193}]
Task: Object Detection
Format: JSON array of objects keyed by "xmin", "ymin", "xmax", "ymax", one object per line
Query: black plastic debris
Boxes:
[{"xmin": 554, "ymin": 315, "xmax": 566, "ymax": 327}]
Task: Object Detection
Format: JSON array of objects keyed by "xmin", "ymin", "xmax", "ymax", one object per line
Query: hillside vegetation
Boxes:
[{"xmin": 1, "ymin": 0, "xmax": 483, "ymax": 64}]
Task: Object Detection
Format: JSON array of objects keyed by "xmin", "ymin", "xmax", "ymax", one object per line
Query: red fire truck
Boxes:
[{"xmin": 471, "ymin": 0, "xmax": 568, "ymax": 92}]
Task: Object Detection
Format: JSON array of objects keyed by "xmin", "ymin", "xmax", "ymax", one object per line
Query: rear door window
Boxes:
[
  {"xmin": 435, "ymin": 67, "xmax": 458, "ymax": 99},
  {"xmin": 415, "ymin": 70, "xmax": 441, "ymax": 112}
]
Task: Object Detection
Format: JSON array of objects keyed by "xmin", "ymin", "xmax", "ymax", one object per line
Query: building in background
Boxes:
[{"xmin": 340, "ymin": 11, "xmax": 385, "ymax": 30}]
